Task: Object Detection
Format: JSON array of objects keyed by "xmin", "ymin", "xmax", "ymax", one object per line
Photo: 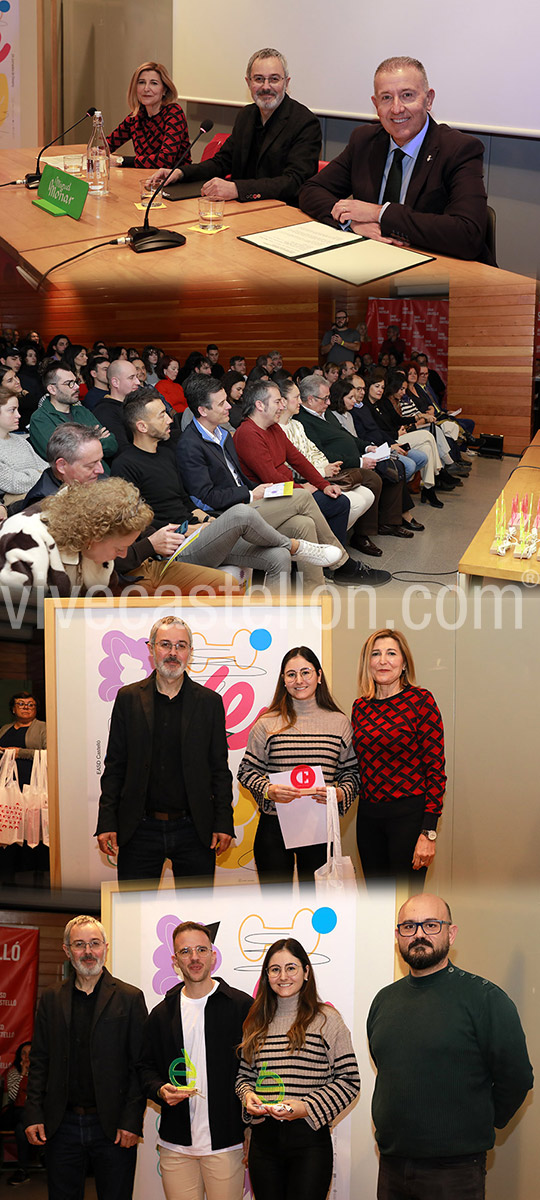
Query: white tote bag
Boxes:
[
  {"xmin": 23, "ymin": 749, "xmax": 48, "ymax": 849},
  {"xmin": 314, "ymin": 785, "xmax": 356, "ymax": 891},
  {"xmin": 0, "ymin": 748, "xmax": 25, "ymax": 846}
]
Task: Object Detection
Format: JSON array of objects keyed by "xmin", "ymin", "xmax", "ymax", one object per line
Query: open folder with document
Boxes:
[{"xmin": 239, "ymin": 220, "xmax": 434, "ymax": 285}]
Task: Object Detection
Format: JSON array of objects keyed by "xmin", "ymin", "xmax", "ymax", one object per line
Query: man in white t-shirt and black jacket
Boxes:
[{"xmin": 139, "ymin": 921, "xmax": 252, "ymax": 1200}]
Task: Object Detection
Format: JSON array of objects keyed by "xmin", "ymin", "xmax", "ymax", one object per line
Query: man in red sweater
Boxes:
[{"xmin": 234, "ymin": 381, "xmax": 390, "ymax": 586}]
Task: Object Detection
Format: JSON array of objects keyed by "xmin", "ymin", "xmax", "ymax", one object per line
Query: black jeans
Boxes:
[
  {"xmin": 117, "ymin": 815, "xmax": 215, "ymax": 883},
  {"xmin": 254, "ymin": 813, "xmax": 327, "ymax": 884},
  {"xmin": 356, "ymin": 807, "xmax": 428, "ymax": 888},
  {"xmin": 249, "ymin": 1119, "xmax": 333, "ymax": 1200},
  {"xmin": 377, "ymin": 1153, "xmax": 487, "ymax": 1199},
  {"xmin": 46, "ymin": 1112, "xmax": 137, "ymax": 1200}
]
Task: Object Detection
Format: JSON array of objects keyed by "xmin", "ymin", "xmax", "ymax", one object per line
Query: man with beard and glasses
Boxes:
[
  {"xmin": 23, "ymin": 916, "xmax": 147, "ymax": 1200},
  {"xmin": 140, "ymin": 921, "xmax": 252, "ymax": 1200},
  {"xmin": 367, "ymin": 894, "xmax": 533, "ymax": 1200},
  {"xmin": 147, "ymin": 48, "xmax": 321, "ymax": 205},
  {"xmin": 95, "ymin": 615, "xmax": 235, "ymax": 883}
]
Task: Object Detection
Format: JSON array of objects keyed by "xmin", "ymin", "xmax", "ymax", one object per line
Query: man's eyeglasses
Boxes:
[
  {"xmin": 175, "ymin": 945, "xmax": 211, "ymax": 958},
  {"xmin": 70, "ymin": 939, "xmax": 105, "ymax": 951},
  {"xmin": 151, "ymin": 640, "xmax": 190, "ymax": 653},
  {"xmin": 250, "ymin": 75, "xmax": 285, "ymax": 86},
  {"xmin": 396, "ymin": 920, "xmax": 451, "ymax": 937}
]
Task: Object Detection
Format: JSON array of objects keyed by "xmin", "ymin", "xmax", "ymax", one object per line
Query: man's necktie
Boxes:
[{"xmin": 382, "ymin": 148, "xmax": 405, "ymax": 204}]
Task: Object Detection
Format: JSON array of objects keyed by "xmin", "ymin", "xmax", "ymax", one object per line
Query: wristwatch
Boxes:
[{"xmin": 421, "ymin": 829, "xmax": 437, "ymax": 841}]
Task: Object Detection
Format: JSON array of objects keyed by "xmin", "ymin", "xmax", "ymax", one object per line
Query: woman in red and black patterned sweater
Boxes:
[
  {"xmin": 107, "ymin": 61, "xmax": 191, "ymax": 171},
  {"xmin": 352, "ymin": 629, "xmax": 446, "ymax": 887}
]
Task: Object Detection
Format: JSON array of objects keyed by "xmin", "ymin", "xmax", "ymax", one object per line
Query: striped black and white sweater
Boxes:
[
  {"xmin": 237, "ymin": 696, "xmax": 359, "ymax": 817},
  {"xmin": 236, "ymin": 994, "xmax": 360, "ymax": 1130}
]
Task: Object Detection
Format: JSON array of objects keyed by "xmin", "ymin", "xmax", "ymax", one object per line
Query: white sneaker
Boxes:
[
  {"xmin": 292, "ymin": 540, "xmax": 342, "ymax": 567},
  {"xmin": 463, "ymin": 449, "xmax": 476, "ymax": 458}
]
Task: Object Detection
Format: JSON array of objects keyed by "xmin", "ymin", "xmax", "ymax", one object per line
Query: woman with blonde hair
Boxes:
[
  {"xmin": 352, "ymin": 628, "xmax": 446, "ymax": 885},
  {"xmin": 0, "ymin": 476, "xmax": 153, "ymax": 594},
  {"xmin": 236, "ymin": 937, "xmax": 359, "ymax": 1200},
  {"xmin": 107, "ymin": 61, "xmax": 190, "ymax": 170}
]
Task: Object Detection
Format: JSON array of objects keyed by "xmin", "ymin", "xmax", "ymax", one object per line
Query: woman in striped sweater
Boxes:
[
  {"xmin": 236, "ymin": 937, "xmax": 359, "ymax": 1200},
  {"xmin": 237, "ymin": 646, "xmax": 359, "ymax": 884}
]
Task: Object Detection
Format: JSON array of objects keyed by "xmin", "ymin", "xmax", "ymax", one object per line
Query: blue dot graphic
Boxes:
[
  {"xmin": 312, "ymin": 907, "xmax": 337, "ymax": 934},
  {"xmin": 250, "ymin": 628, "xmax": 272, "ymax": 651}
]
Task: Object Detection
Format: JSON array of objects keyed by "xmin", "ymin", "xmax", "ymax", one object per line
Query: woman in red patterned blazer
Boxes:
[
  {"xmin": 352, "ymin": 629, "xmax": 446, "ymax": 887},
  {"xmin": 107, "ymin": 61, "xmax": 191, "ymax": 171}
]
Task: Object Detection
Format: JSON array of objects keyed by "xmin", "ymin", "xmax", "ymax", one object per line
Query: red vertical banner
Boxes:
[
  {"xmin": 365, "ymin": 298, "xmax": 449, "ymax": 383},
  {"xmin": 0, "ymin": 926, "xmax": 39, "ymax": 1072}
]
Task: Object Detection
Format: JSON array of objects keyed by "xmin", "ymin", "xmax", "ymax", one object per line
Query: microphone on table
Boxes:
[
  {"xmin": 127, "ymin": 118, "xmax": 214, "ymax": 253},
  {"xmin": 24, "ymin": 106, "xmax": 98, "ymax": 188}
]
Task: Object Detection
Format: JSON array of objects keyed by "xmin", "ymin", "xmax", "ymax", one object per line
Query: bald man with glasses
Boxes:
[{"xmin": 367, "ymin": 894, "xmax": 533, "ymax": 1199}]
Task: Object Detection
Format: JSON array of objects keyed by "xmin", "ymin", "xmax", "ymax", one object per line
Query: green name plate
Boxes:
[{"xmin": 32, "ymin": 164, "xmax": 89, "ymax": 219}]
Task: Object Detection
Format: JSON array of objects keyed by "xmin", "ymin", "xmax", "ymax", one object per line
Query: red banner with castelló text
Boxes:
[{"xmin": 0, "ymin": 926, "xmax": 39, "ymax": 1073}]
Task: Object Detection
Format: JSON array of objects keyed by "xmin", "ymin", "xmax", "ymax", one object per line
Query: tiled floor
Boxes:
[{"xmin": 347, "ymin": 453, "xmax": 513, "ymax": 583}]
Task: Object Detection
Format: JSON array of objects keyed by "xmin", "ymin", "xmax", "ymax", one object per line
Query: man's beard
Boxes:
[
  {"xmin": 400, "ymin": 934, "xmax": 449, "ymax": 971},
  {"xmin": 254, "ymin": 92, "xmax": 282, "ymax": 114},
  {"xmin": 68, "ymin": 949, "xmax": 106, "ymax": 978},
  {"xmin": 158, "ymin": 658, "xmax": 185, "ymax": 683}
]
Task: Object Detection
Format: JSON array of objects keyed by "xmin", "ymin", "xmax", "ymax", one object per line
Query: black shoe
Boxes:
[
  {"xmin": 434, "ymin": 477, "xmax": 456, "ymax": 491},
  {"xmin": 349, "ymin": 532, "xmax": 383, "ymax": 556},
  {"xmin": 378, "ymin": 524, "xmax": 414, "ymax": 538},
  {"xmin": 447, "ymin": 463, "xmax": 470, "ymax": 476},
  {"xmin": 421, "ymin": 488, "xmax": 444, "ymax": 508},
  {"xmin": 332, "ymin": 559, "xmax": 391, "ymax": 587},
  {"xmin": 7, "ymin": 1170, "xmax": 29, "ymax": 1187},
  {"xmin": 403, "ymin": 518, "xmax": 425, "ymax": 531}
]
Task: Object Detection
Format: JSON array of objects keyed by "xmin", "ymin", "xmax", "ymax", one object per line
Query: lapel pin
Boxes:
[{"xmin": 426, "ymin": 154, "xmax": 432, "ymax": 162}]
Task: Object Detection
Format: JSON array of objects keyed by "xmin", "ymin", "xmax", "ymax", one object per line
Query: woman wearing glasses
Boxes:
[
  {"xmin": 236, "ymin": 937, "xmax": 359, "ymax": 1200},
  {"xmin": 237, "ymin": 647, "xmax": 358, "ymax": 883},
  {"xmin": 0, "ymin": 693, "xmax": 46, "ymax": 784},
  {"xmin": 352, "ymin": 629, "xmax": 446, "ymax": 886}
]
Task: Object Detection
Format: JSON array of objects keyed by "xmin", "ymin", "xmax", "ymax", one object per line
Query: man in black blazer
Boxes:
[
  {"xmin": 95, "ymin": 615, "xmax": 235, "ymax": 882},
  {"xmin": 148, "ymin": 48, "xmax": 321, "ymax": 205},
  {"xmin": 299, "ymin": 56, "xmax": 494, "ymax": 263},
  {"xmin": 24, "ymin": 915, "xmax": 147, "ymax": 1200}
]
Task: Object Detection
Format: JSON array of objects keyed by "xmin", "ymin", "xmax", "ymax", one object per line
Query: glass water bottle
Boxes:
[{"xmin": 86, "ymin": 110, "xmax": 110, "ymax": 195}]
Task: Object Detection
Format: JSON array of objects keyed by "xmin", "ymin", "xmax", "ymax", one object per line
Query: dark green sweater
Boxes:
[
  {"xmin": 294, "ymin": 407, "xmax": 368, "ymax": 468},
  {"xmin": 367, "ymin": 962, "xmax": 533, "ymax": 1157}
]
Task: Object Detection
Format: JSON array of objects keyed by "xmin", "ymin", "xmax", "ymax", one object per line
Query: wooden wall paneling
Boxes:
[{"xmin": 448, "ymin": 281, "xmax": 536, "ymax": 455}]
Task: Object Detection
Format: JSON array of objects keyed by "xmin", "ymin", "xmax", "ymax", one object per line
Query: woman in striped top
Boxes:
[
  {"xmin": 237, "ymin": 646, "xmax": 359, "ymax": 884},
  {"xmin": 236, "ymin": 938, "xmax": 359, "ymax": 1200}
]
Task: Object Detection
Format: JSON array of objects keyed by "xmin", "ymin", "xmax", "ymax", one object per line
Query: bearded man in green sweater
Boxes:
[{"xmin": 367, "ymin": 894, "xmax": 533, "ymax": 1199}]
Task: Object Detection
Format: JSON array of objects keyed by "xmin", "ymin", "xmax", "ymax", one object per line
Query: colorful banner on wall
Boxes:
[
  {"xmin": 0, "ymin": 1, "xmax": 20, "ymax": 148},
  {"xmin": 52, "ymin": 602, "xmax": 328, "ymax": 889},
  {"xmin": 0, "ymin": 925, "xmax": 39, "ymax": 1073},
  {"xmin": 109, "ymin": 884, "xmax": 396, "ymax": 1200},
  {"xmin": 366, "ymin": 297, "xmax": 449, "ymax": 383}
]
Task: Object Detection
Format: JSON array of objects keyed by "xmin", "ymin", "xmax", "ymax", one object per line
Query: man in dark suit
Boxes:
[
  {"xmin": 299, "ymin": 56, "xmax": 494, "ymax": 263},
  {"xmin": 95, "ymin": 615, "xmax": 235, "ymax": 883},
  {"xmin": 148, "ymin": 48, "xmax": 321, "ymax": 205},
  {"xmin": 24, "ymin": 915, "xmax": 147, "ymax": 1200}
]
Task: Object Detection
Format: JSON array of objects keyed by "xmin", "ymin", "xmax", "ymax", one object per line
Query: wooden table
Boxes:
[
  {"xmin": 459, "ymin": 433, "xmax": 540, "ymax": 584},
  {"xmin": 0, "ymin": 144, "xmax": 536, "ymax": 452}
]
